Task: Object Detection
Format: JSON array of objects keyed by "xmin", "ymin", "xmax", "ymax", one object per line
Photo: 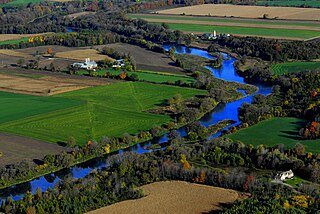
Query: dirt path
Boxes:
[
  {"xmin": 158, "ymin": 4, "xmax": 320, "ymax": 21},
  {"xmin": 88, "ymin": 181, "xmax": 249, "ymax": 214}
]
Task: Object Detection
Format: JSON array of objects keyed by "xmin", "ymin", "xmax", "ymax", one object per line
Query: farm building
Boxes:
[
  {"xmin": 201, "ymin": 33, "xmax": 216, "ymax": 40},
  {"xmin": 276, "ymin": 169, "xmax": 294, "ymax": 181},
  {"xmin": 72, "ymin": 58, "xmax": 97, "ymax": 70},
  {"xmin": 112, "ymin": 59, "xmax": 126, "ymax": 68}
]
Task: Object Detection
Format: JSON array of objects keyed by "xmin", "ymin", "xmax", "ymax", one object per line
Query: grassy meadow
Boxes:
[
  {"xmin": 271, "ymin": 61, "xmax": 320, "ymax": 75},
  {"xmin": 78, "ymin": 69, "xmax": 195, "ymax": 84},
  {"xmin": 257, "ymin": 0, "xmax": 320, "ymax": 8},
  {"xmin": 0, "ymin": 0, "xmax": 43, "ymax": 7},
  {"xmin": 0, "ymin": 82, "xmax": 205, "ymax": 145},
  {"xmin": 151, "ymin": 22, "xmax": 319, "ymax": 40},
  {"xmin": 227, "ymin": 117, "xmax": 320, "ymax": 153},
  {"xmin": 0, "ymin": 91, "xmax": 82, "ymax": 124},
  {"xmin": 0, "ymin": 38, "xmax": 29, "ymax": 45}
]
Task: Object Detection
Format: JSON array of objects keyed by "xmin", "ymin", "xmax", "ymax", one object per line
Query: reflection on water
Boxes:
[{"xmin": 0, "ymin": 45, "xmax": 272, "ymax": 201}]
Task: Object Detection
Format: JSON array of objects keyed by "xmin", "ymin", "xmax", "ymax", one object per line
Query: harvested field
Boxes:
[
  {"xmin": 17, "ymin": 45, "xmax": 74, "ymax": 54},
  {"xmin": 88, "ymin": 181, "xmax": 248, "ymax": 214},
  {"xmin": 101, "ymin": 43, "xmax": 184, "ymax": 74},
  {"xmin": 0, "ymin": 46, "xmax": 114, "ymax": 70},
  {"xmin": 0, "ymin": 49, "xmax": 29, "ymax": 58},
  {"xmin": 0, "ymin": 70, "xmax": 114, "ymax": 96},
  {"xmin": 55, "ymin": 49, "xmax": 114, "ymax": 61},
  {"xmin": 157, "ymin": 4, "xmax": 320, "ymax": 21},
  {"xmin": 0, "ymin": 73, "xmax": 88, "ymax": 95},
  {"xmin": 0, "ymin": 133, "xmax": 68, "ymax": 167},
  {"xmin": 0, "ymin": 33, "xmax": 51, "ymax": 43}
]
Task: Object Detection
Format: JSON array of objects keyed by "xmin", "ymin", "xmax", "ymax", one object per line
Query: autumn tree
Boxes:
[
  {"xmin": 119, "ymin": 72, "xmax": 127, "ymax": 80},
  {"xmin": 47, "ymin": 48, "xmax": 53, "ymax": 55}
]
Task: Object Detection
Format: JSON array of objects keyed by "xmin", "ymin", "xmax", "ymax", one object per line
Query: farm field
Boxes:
[
  {"xmin": 0, "ymin": 49, "xmax": 30, "ymax": 58},
  {"xmin": 78, "ymin": 69, "xmax": 195, "ymax": 84},
  {"xmin": 0, "ymin": 133, "xmax": 68, "ymax": 167},
  {"xmin": 157, "ymin": 4, "xmax": 320, "ymax": 21},
  {"xmin": 257, "ymin": 0, "xmax": 320, "ymax": 8},
  {"xmin": 129, "ymin": 14, "xmax": 320, "ymax": 29},
  {"xmin": 0, "ymin": 82, "xmax": 206, "ymax": 145},
  {"xmin": 0, "ymin": 0, "xmax": 42, "ymax": 7},
  {"xmin": 101, "ymin": 43, "xmax": 184, "ymax": 74},
  {"xmin": 55, "ymin": 49, "xmax": 114, "ymax": 61},
  {"xmin": 148, "ymin": 22, "xmax": 319, "ymax": 40},
  {"xmin": 271, "ymin": 61, "xmax": 320, "ymax": 75},
  {"xmin": 0, "ymin": 72, "xmax": 111, "ymax": 96},
  {"xmin": 228, "ymin": 117, "xmax": 320, "ymax": 153},
  {"xmin": 0, "ymin": 0, "xmax": 67, "ymax": 7},
  {"xmin": 0, "ymin": 33, "xmax": 52, "ymax": 44},
  {"xmin": 0, "ymin": 90, "xmax": 82, "ymax": 124},
  {"xmin": 88, "ymin": 181, "xmax": 248, "ymax": 214}
]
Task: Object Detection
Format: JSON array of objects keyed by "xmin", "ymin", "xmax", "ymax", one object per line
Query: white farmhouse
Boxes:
[
  {"xmin": 72, "ymin": 58, "xmax": 97, "ymax": 70},
  {"xmin": 276, "ymin": 169, "xmax": 294, "ymax": 181},
  {"xmin": 112, "ymin": 59, "xmax": 126, "ymax": 68}
]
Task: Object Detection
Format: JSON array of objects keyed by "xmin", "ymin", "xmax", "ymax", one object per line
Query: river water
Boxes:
[{"xmin": 0, "ymin": 45, "xmax": 272, "ymax": 201}]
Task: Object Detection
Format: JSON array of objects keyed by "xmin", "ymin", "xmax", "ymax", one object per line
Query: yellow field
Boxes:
[
  {"xmin": 56, "ymin": 49, "xmax": 115, "ymax": 61},
  {"xmin": 88, "ymin": 181, "xmax": 248, "ymax": 214},
  {"xmin": 157, "ymin": 4, "xmax": 320, "ymax": 20}
]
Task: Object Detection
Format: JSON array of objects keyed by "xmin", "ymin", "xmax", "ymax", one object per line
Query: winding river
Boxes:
[{"xmin": 0, "ymin": 45, "xmax": 272, "ymax": 201}]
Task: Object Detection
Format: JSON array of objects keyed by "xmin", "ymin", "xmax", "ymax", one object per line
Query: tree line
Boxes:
[{"xmin": 1, "ymin": 135, "xmax": 319, "ymax": 213}]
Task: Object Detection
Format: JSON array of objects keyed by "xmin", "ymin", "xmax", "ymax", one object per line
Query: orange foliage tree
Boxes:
[
  {"xmin": 47, "ymin": 48, "xmax": 53, "ymax": 55},
  {"xmin": 119, "ymin": 72, "xmax": 127, "ymax": 80}
]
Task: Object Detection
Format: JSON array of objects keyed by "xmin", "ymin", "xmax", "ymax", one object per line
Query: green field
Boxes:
[
  {"xmin": 271, "ymin": 61, "xmax": 320, "ymax": 75},
  {"xmin": 0, "ymin": 82, "xmax": 205, "ymax": 145},
  {"xmin": 0, "ymin": 38, "xmax": 28, "ymax": 45},
  {"xmin": 129, "ymin": 14, "xmax": 320, "ymax": 28},
  {"xmin": 0, "ymin": 91, "xmax": 82, "ymax": 124},
  {"xmin": 0, "ymin": 0, "xmax": 43, "ymax": 7},
  {"xmin": 151, "ymin": 22, "xmax": 320, "ymax": 40},
  {"xmin": 129, "ymin": 14, "xmax": 320, "ymax": 40},
  {"xmin": 78, "ymin": 69, "xmax": 195, "ymax": 84},
  {"xmin": 228, "ymin": 117, "xmax": 320, "ymax": 153},
  {"xmin": 257, "ymin": 0, "xmax": 320, "ymax": 8}
]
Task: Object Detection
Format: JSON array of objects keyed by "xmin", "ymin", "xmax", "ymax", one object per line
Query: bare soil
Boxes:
[
  {"xmin": 100, "ymin": 43, "xmax": 185, "ymax": 74},
  {"xmin": 0, "ymin": 133, "xmax": 68, "ymax": 167},
  {"xmin": 158, "ymin": 4, "xmax": 320, "ymax": 21},
  {"xmin": 88, "ymin": 181, "xmax": 249, "ymax": 214}
]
